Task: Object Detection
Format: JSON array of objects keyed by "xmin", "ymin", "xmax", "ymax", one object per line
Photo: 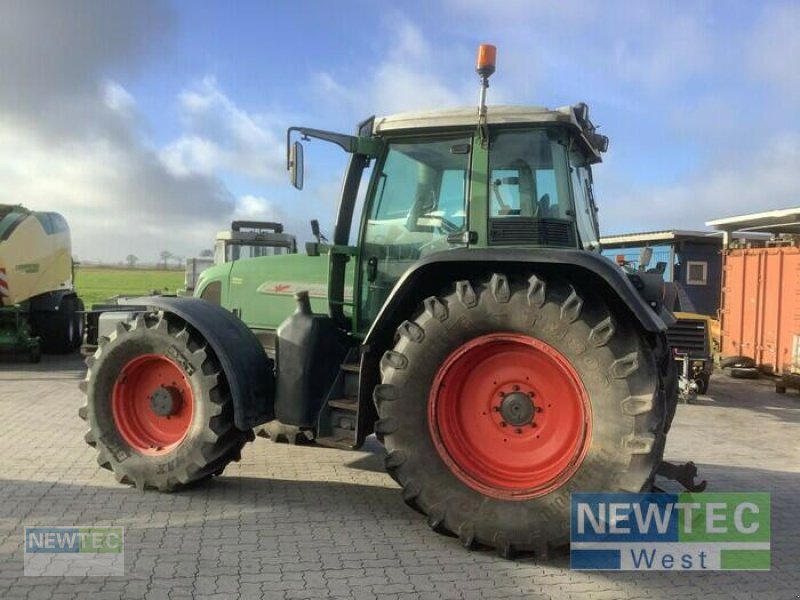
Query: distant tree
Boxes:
[
  {"xmin": 173, "ymin": 256, "xmax": 184, "ymax": 269},
  {"xmin": 199, "ymin": 249, "xmax": 213, "ymax": 258},
  {"xmin": 125, "ymin": 254, "xmax": 138, "ymax": 268},
  {"xmin": 159, "ymin": 250, "xmax": 172, "ymax": 269}
]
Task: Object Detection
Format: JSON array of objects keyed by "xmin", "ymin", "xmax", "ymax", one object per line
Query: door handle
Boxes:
[{"xmin": 367, "ymin": 257, "xmax": 378, "ymax": 282}]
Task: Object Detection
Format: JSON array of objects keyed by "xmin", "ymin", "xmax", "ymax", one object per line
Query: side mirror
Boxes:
[
  {"xmin": 590, "ymin": 133, "xmax": 609, "ymax": 153},
  {"xmin": 358, "ymin": 115, "xmax": 375, "ymax": 138},
  {"xmin": 309, "ymin": 219, "xmax": 329, "ymax": 243},
  {"xmin": 639, "ymin": 247, "xmax": 653, "ymax": 271},
  {"xmin": 289, "ymin": 141, "xmax": 304, "ymax": 190}
]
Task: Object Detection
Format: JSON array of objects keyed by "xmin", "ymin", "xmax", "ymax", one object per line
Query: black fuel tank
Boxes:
[{"xmin": 273, "ymin": 291, "xmax": 349, "ymax": 426}]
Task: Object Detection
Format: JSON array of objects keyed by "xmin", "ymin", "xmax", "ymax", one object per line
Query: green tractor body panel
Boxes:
[{"xmin": 195, "ymin": 252, "xmax": 354, "ymax": 331}]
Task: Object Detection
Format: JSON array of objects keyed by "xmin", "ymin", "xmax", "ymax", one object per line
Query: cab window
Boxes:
[
  {"xmin": 358, "ymin": 136, "xmax": 471, "ymax": 328},
  {"xmin": 489, "ymin": 130, "xmax": 569, "ymax": 219}
]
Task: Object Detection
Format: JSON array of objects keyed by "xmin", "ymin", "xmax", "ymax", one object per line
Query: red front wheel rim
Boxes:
[
  {"xmin": 428, "ymin": 333, "xmax": 592, "ymax": 500},
  {"xmin": 111, "ymin": 354, "xmax": 194, "ymax": 455}
]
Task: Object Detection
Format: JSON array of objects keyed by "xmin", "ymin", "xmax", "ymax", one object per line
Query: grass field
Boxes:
[{"xmin": 75, "ymin": 266, "xmax": 184, "ymax": 307}]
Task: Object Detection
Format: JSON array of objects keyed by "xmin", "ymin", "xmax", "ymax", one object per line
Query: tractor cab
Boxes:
[{"xmin": 289, "ymin": 102, "xmax": 609, "ymax": 333}]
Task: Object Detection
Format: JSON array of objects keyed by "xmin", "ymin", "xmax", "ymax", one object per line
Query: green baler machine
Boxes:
[{"xmin": 0, "ymin": 204, "xmax": 83, "ymax": 362}]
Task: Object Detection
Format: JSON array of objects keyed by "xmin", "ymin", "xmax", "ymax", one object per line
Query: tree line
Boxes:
[{"xmin": 124, "ymin": 249, "xmax": 213, "ymax": 269}]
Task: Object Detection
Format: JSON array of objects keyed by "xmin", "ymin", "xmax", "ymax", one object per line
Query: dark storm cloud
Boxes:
[
  {"xmin": 0, "ymin": 1, "xmax": 237, "ymax": 260},
  {"xmin": 0, "ymin": 1, "xmax": 171, "ymax": 130}
]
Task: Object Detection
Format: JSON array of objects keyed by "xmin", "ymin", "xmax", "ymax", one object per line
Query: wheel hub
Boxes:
[
  {"xmin": 428, "ymin": 333, "xmax": 592, "ymax": 500},
  {"xmin": 149, "ymin": 386, "xmax": 182, "ymax": 417},
  {"xmin": 499, "ymin": 391, "xmax": 535, "ymax": 426},
  {"xmin": 111, "ymin": 354, "xmax": 195, "ymax": 455}
]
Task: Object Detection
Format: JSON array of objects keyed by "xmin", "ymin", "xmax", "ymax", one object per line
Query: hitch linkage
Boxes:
[{"xmin": 656, "ymin": 460, "xmax": 707, "ymax": 493}]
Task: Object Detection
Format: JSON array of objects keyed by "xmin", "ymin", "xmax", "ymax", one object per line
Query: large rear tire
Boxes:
[
  {"xmin": 79, "ymin": 311, "xmax": 251, "ymax": 491},
  {"xmin": 375, "ymin": 273, "xmax": 671, "ymax": 557}
]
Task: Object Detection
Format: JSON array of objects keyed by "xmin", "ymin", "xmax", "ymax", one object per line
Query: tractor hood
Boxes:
[{"xmin": 195, "ymin": 253, "xmax": 355, "ymax": 331}]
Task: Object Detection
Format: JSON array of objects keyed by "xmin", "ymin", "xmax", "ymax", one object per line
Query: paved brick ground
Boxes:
[{"xmin": 0, "ymin": 354, "xmax": 797, "ymax": 599}]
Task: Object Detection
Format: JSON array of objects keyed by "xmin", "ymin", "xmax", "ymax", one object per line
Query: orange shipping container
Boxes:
[{"xmin": 720, "ymin": 246, "xmax": 800, "ymax": 374}]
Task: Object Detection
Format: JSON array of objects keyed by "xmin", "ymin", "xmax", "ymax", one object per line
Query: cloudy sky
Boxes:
[{"xmin": 1, "ymin": 1, "xmax": 798, "ymax": 262}]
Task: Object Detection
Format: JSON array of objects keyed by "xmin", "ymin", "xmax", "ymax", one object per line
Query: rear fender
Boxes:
[{"xmin": 364, "ymin": 248, "xmax": 670, "ymax": 355}]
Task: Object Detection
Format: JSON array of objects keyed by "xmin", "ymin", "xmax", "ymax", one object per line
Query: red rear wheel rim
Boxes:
[
  {"xmin": 428, "ymin": 333, "xmax": 592, "ymax": 500},
  {"xmin": 111, "ymin": 354, "xmax": 194, "ymax": 455}
]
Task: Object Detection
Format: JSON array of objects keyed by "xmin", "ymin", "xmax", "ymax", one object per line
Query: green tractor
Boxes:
[{"xmin": 80, "ymin": 46, "xmax": 683, "ymax": 556}]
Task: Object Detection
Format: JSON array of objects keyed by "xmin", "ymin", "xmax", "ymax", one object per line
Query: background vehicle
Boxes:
[
  {"xmin": 667, "ymin": 311, "xmax": 714, "ymax": 396},
  {"xmin": 0, "ymin": 204, "xmax": 83, "ymax": 361},
  {"xmin": 624, "ymin": 248, "xmax": 715, "ymax": 398},
  {"xmin": 214, "ymin": 220, "xmax": 296, "ymax": 264},
  {"xmin": 187, "ymin": 221, "xmax": 296, "ymax": 292},
  {"xmin": 80, "ymin": 46, "xmax": 679, "ymax": 557}
]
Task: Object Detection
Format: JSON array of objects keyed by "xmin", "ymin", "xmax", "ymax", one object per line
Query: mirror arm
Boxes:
[
  {"xmin": 286, "ymin": 126, "xmax": 382, "ymax": 168},
  {"xmin": 286, "ymin": 127, "xmax": 357, "ymax": 166}
]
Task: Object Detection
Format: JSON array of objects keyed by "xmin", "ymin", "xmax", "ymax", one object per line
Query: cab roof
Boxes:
[
  {"xmin": 373, "ymin": 105, "xmax": 580, "ymax": 133},
  {"xmin": 372, "ymin": 104, "xmax": 606, "ymax": 162}
]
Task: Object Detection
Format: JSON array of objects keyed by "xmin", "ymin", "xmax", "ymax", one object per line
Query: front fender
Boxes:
[{"xmin": 143, "ymin": 296, "xmax": 274, "ymax": 431}]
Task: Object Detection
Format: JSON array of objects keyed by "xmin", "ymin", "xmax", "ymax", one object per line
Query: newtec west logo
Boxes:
[
  {"xmin": 570, "ymin": 493, "xmax": 770, "ymax": 571},
  {"xmin": 24, "ymin": 527, "xmax": 124, "ymax": 576}
]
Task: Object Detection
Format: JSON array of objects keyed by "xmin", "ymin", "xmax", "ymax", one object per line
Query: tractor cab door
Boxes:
[
  {"xmin": 355, "ymin": 135, "xmax": 472, "ymax": 331},
  {"xmin": 568, "ymin": 150, "xmax": 601, "ymax": 251}
]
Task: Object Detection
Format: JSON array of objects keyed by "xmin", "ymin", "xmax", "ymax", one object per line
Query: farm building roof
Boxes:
[
  {"xmin": 600, "ymin": 230, "xmax": 722, "ymax": 248},
  {"xmin": 706, "ymin": 207, "xmax": 800, "ymax": 235},
  {"xmin": 600, "ymin": 229, "xmax": 769, "ymax": 249}
]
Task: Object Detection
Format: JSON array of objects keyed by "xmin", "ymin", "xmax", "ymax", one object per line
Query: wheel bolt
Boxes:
[
  {"xmin": 515, "ymin": 428, "xmax": 523, "ymax": 434},
  {"xmin": 535, "ymin": 406, "xmax": 542, "ymax": 413},
  {"xmin": 512, "ymin": 385, "xmax": 520, "ymax": 391},
  {"xmin": 493, "ymin": 406, "xmax": 500, "ymax": 412},
  {"xmin": 500, "ymin": 421, "xmax": 507, "ymax": 427},
  {"xmin": 498, "ymin": 391, "xmax": 505, "ymax": 398}
]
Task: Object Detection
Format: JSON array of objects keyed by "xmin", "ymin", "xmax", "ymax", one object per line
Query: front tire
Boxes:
[
  {"xmin": 79, "ymin": 311, "xmax": 251, "ymax": 491},
  {"xmin": 375, "ymin": 273, "xmax": 670, "ymax": 556}
]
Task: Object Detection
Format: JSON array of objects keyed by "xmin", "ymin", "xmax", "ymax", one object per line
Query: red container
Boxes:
[{"xmin": 720, "ymin": 246, "xmax": 800, "ymax": 374}]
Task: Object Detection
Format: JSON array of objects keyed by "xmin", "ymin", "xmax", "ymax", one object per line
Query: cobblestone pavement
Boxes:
[{"xmin": 0, "ymin": 355, "xmax": 797, "ymax": 599}]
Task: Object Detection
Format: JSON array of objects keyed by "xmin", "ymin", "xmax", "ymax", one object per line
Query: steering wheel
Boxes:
[{"xmin": 436, "ymin": 215, "xmax": 461, "ymax": 234}]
